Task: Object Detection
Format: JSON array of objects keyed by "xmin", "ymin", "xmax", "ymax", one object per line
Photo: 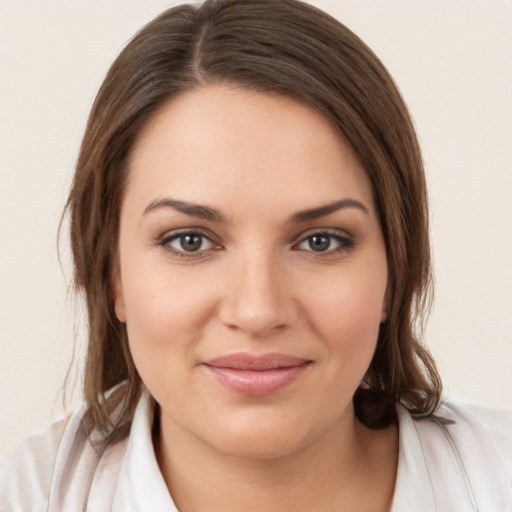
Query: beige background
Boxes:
[{"xmin": 1, "ymin": 0, "xmax": 511, "ymax": 456}]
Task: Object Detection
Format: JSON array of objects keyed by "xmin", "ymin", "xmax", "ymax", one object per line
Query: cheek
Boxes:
[
  {"xmin": 119, "ymin": 258, "xmax": 218, "ymax": 381},
  {"xmin": 302, "ymin": 263, "xmax": 387, "ymax": 362}
]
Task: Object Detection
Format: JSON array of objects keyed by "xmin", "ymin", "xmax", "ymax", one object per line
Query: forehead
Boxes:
[{"xmin": 125, "ymin": 84, "xmax": 375, "ymax": 216}]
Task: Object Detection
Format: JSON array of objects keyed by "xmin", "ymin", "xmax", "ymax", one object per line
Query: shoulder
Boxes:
[
  {"xmin": 0, "ymin": 386, "xmax": 140, "ymax": 512},
  {"xmin": 0, "ymin": 414, "xmax": 70, "ymax": 512},
  {"xmin": 419, "ymin": 399, "xmax": 512, "ymax": 473},
  {"xmin": 439, "ymin": 400, "xmax": 512, "ymax": 475},
  {"xmin": 393, "ymin": 400, "xmax": 512, "ymax": 510},
  {"xmin": 414, "ymin": 399, "xmax": 512, "ymax": 504}
]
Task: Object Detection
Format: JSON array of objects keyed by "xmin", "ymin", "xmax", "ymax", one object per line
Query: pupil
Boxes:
[
  {"xmin": 309, "ymin": 235, "xmax": 330, "ymax": 252},
  {"xmin": 180, "ymin": 234, "xmax": 202, "ymax": 252}
]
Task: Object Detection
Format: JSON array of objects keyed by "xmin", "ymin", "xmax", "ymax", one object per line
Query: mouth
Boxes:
[{"xmin": 201, "ymin": 353, "xmax": 313, "ymax": 396}]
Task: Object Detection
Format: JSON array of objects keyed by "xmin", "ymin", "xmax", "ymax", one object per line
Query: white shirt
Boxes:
[{"xmin": 1, "ymin": 390, "xmax": 511, "ymax": 511}]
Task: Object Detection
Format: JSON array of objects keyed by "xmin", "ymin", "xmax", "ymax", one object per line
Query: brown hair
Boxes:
[{"xmin": 66, "ymin": 0, "xmax": 441, "ymax": 439}]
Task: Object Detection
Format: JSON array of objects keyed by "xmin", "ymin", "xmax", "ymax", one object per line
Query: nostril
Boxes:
[{"xmin": 218, "ymin": 293, "xmax": 294, "ymax": 337}]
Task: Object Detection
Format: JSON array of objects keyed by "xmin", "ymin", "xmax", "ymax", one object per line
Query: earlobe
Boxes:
[
  {"xmin": 380, "ymin": 307, "xmax": 387, "ymax": 323},
  {"xmin": 111, "ymin": 263, "xmax": 127, "ymax": 323},
  {"xmin": 381, "ymin": 284, "xmax": 390, "ymax": 322}
]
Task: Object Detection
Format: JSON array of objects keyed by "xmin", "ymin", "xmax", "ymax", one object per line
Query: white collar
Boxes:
[
  {"xmin": 112, "ymin": 391, "xmax": 177, "ymax": 511},
  {"xmin": 82, "ymin": 392, "xmax": 511, "ymax": 511}
]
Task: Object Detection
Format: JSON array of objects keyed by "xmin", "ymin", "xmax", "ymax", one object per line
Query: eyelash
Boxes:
[
  {"xmin": 157, "ymin": 229, "xmax": 222, "ymax": 259},
  {"xmin": 156, "ymin": 229, "xmax": 355, "ymax": 259},
  {"xmin": 293, "ymin": 230, "xmax": 355, "ymax": 256}
]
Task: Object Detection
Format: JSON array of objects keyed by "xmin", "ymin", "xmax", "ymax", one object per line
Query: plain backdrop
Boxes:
[{"xmin": 1, "ymin": 0, "xmax": 511, "ymax": 456}]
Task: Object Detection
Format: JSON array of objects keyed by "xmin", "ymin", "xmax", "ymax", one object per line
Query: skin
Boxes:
[{"xmin": 113, "ymin": 84, "xmax": 397, "ymax": 511}]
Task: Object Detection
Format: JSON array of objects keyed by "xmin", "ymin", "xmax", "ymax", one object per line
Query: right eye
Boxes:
[{"xmin": 159, "ymin": 231, "xmax": 220, "ymax": 256}]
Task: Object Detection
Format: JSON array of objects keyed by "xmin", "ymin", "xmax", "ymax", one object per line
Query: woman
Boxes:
[{"xmin": 1, "ymin": 0, "xmax": 511, "ymax": 510}]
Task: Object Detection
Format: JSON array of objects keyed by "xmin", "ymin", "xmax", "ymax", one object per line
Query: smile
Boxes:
[{"xmin": 202, "ymin": 353, "xmax": 312, "ymax": 396}]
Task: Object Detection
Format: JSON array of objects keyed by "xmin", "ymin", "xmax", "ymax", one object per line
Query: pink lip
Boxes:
[{"xmin": 202, "ymin": 353, "xmax": 312, "ymax": 396}]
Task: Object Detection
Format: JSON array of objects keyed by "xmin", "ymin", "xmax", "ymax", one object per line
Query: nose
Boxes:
[{"xmin": 218, "ymin": 250, "xmax": 297, "ymax": 338}]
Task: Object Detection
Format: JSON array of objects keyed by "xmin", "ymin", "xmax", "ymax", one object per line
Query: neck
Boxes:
[{"xmin": 155, "ymin": 405, "xmax": 398, "ymax": 512}]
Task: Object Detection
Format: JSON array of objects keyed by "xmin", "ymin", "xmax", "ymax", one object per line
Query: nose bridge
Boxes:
[{"xmin": 219, "ymin": 244, "xmax": 295, "ymax": 336}]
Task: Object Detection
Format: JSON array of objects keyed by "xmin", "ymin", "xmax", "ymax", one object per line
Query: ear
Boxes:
[{"xmin": 111, "ymin": 258, "xmax": 127, "ymax": 323}]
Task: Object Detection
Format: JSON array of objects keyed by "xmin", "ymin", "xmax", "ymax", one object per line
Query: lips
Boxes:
[{"xmin": 201, "ymin": 353, "xmax": 312, "ymax": 395}]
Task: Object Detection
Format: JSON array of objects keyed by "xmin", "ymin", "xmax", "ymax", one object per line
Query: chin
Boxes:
[
  {"xmin": 204, "ymin": 411, "xmax": 319, "ymax": 460},
  {"xmin": 216, "ymin": 432, "xmax": 307, "ymax": 460}
]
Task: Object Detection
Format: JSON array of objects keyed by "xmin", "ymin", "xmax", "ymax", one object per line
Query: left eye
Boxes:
[
  {"xmin": 297, "ymin": 233, "xmax": 351, "ymax": 253},
  {"xmin": 163, "ymin": 232, "xmax": 216, "ymax": 253}
]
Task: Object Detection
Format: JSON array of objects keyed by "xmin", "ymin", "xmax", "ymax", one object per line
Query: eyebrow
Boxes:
[
  {"xmin": 142, "ymin": 197, "xmax": 369, "ymax": 223},
  {"xmin": 143, "ymin": 198, "xmax": 226, "ymax": 222},
  {"xmin": 288, "ymin": 198, "xmax": 369, "ymax": 223}
]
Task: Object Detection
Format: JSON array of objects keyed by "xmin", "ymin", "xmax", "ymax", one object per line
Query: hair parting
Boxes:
[{"xmin": 64, "ymin": 0, "xmax": 441, "ymax": 460}]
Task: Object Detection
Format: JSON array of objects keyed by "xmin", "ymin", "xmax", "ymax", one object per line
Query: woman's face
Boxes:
[{"xmin": 114, "ymin": 84, "xmax": 388, "ymax": 459}]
